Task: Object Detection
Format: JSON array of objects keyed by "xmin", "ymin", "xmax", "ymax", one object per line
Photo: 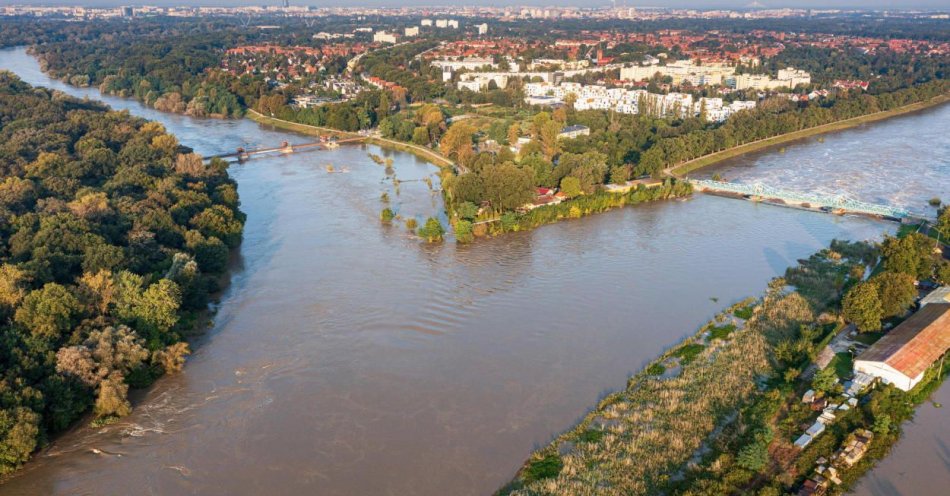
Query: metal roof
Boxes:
[
  {"xmin": 856, "ymin": 303, "xmax": 950, "ymax": 380},
  {"xmin": 920, "ymin": 286, "xmax": 950, "ymax": 307}
]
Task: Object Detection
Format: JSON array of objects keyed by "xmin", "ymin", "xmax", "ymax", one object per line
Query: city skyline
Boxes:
[{"xmin": 2, "ymin": 1, "xmax": 950, "ymax": 11}]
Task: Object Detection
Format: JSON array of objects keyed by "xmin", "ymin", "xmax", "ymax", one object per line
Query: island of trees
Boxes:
[{"xmin": 0, "ymin": 73, "xmax": 244, "ymax": 474}]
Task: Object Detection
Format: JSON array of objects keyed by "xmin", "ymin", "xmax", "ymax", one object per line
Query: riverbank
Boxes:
[
  {"xmin": 246, "ymin": 109, "xmax": 456, "ymax": 169},
  {"xmin": 500, "ymin": 239, "xmax": 950, "ymax": 495},
  {"xmin": 667, "ymin": 93, "xmax": 950, "ymax": 178},
  {"xmin": 464, "ymin": 180, "xmax": 693, "ymax": 240}
]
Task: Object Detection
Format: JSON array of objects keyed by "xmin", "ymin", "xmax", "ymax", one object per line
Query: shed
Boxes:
[{"xmin": 794, "ymin": 433, "xmax": 813, "ymax": 449}]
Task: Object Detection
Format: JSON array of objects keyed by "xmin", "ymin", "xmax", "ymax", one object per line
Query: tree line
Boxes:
[{"xmin": 0, "ymin": 73, "xmax": 244, "ymax": 473}]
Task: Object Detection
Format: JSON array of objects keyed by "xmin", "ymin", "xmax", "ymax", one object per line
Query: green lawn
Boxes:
[{"xmin": 830, "ymin": 352, "xmax": 854, "ymax": 380}]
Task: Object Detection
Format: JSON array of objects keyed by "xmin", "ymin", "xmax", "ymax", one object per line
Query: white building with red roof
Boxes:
[{"xmin": 854, "ymin": 303, "xmax": 950, "ymax": 391}]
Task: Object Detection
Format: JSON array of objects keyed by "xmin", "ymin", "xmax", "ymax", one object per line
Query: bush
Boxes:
[
  {"xmin": 380, "ymin": 208, "xmax": 395, "ymax": 223},
  {"xmin": 417, "ymin": 217, "xmax": 445, "ymax": 242},
  {"xmin": 455, "ymin": 220, "xmax": 474, "ymax": 243}
]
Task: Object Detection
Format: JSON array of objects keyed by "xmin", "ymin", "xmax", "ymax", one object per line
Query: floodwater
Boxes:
[
  {"xmin": 0, "ymin": 47, "xmax": 945, "ymax": 495},
  {"xmin": 701, "ymin": 103, "xmax": 950, "ymax": 218}
]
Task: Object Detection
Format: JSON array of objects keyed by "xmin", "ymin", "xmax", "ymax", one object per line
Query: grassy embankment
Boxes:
[
  {"xmin": 245, "ymin": 109, "xmax": 455, "ymax": 168},
  {"xmin": 500, "ymin": 239, "xmax": 949, "ymax": 496},
  {"xmin": 667, "ymin": 93, "xmax": 950, "ymax": 178}
]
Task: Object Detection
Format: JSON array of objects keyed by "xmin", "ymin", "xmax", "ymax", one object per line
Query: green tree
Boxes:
[
  {"xmin": 190, "ymin": 205, "xmax": 244, "ymax": 248},
  {"xmin": 456, "ymin": 201, "xmax": 479, "ymax": 221},
  {"xmin": 417, "ymin": 217, "xmax": 445, "ymax": 242},
  {"xmin": 455, "ymin": 220, "xmax": 474, "ymax": 243},
  {"xmin": 936, "ymin": 206, "xmax": 950, "ymax": 239},
  {"xmin": 880, "ymin": 234, "xmax": 931, "ymax": 280},
  {"xmin": 0, "ymin": 408, "xmax": 40, "ymax": 471},
  {"xmin": 380, "ymin": 208, "xmax": 395, "ymax": 223},
  {"xmin": 870, "ymin": 271, "xmax": 916, "ymax": 318},
  {"xmin": 480, "ymin": 162, "xmax": 534, "ymax": 212},
  {"xmin": 842, "ymin": 281, "xmax": 883, "ymax": 332},
  {"xmin": 560, "ymin": 176, "xmax": 582, "ymax": 199},
  {"xmin": 812, "ymin": 366, "xmax": 838, "ymax": 393},
  {"xmin": 14, "ymin": 283, "xmax": 81, "ymax": 341}
]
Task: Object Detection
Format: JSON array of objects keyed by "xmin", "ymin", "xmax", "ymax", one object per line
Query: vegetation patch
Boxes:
[{"xmin": 707, "ymin": 323, "xmax": 737, "ymax": 342}]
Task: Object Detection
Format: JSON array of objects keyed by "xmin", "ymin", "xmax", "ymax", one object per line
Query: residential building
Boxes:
[
  {"xmin": 854, "ymin": 303, "xmax": 950, "ymax": 391},
  {"xmin": 373, "ymin": 31, "xmax": 397, "ymax": 44},
  {"xmin": 477, "ymin": 23, "xmax": 488, "ymax": 35},
  {"xmin": 620, "ymin": 59, "xmax": 735, "ymax": 86},
  {"xmin": 420, "ymin": 19, "xmax": 433, "ymax": 27},
  {"xmin": 558, "ymin": 125, "xmax": 590, "ymax": 139},
  {"xmin": 404, "ymin": 27, "xmax": 419, "ymax": 37},
  {"xmin": 431, "ymin": 57, "xmax": 497, "ymax": 71}
]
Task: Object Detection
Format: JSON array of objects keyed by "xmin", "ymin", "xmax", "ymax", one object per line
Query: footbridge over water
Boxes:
[
  {"xmin": 689, "ymin": 179, "xmax": 931, "ymax": 223},
  {"xmin": 205, "ymin": 137, "xmax": 366, "ymax": 162}
]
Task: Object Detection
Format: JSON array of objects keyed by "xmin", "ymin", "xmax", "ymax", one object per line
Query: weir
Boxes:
[
  {"xmin": 204, "ymin": 136, "xmax": 365, "ymax": 162},
  {"xmin": 689, "ymin": 179, "xmax": 930, "ymax": 222}
]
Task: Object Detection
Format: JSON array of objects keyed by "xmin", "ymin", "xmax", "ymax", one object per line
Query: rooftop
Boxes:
[
  {"xmin": 920, "ymin": 286, "xmax": 950, "ymax": 307},
  {"xmin": 857, "ymin": 303, "xmax": 950, "ymax": 379}
]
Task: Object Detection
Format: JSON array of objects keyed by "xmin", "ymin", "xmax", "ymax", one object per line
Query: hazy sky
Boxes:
[{"xmin": 3, "ymin": 1, "xmax": 949, "ymax": 9}]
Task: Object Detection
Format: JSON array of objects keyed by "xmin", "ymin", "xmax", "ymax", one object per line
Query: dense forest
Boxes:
[{"xmin": 0, "ymin": 73, "xmax": 243, "ymax": 473}]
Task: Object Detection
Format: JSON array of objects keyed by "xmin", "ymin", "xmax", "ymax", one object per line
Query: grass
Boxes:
[
  {"xmin": 853, "ymin": 331, "xmax": 885, "ymax": 346},
  {"xmin": 830, "ymin": 352, "xmax": 854, "ymax": 380},
  {"xmin": 734, "ymin": 304, "xmax": 756, "ymax": 320},
  {"xmin": 707, "ymin": 323, "xmax": 737, "ymax": 342},
  {"xmin": 522, "ymin": 454, "xmax": 563, "ymax": 483},
  {"xmin": 646, "ymin": 363, "xmax": 667, "ymax": 376},
  {"xmin": 668, "ymin": 93, "xmax": 950, "ymax": 177},
  {"xmin": 674, "ymin": 343, "xmax": 706, "ymax": 364},
  {"xmin": 578, "ymin": 429, "xmax": 605, "ymax": 444}
]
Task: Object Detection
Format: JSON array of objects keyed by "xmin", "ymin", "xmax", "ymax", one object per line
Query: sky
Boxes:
[{"xmin": 3, "ymin": 1, "xmax": 949, "ymax": 9}]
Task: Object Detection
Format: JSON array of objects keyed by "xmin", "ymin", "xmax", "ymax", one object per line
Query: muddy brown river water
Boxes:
[{"xmin": 0, "ymin": 47, "xmax": 947, "ymax": 495}]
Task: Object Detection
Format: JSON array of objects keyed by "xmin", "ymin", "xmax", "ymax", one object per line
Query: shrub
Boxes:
[
  {"xmin": 417, "ymin": 217, "xmax": 445, "ymax": 242},
  {"xmin": 455, "ymin": 220, "xmax": 474, "ymax": 243},
  {"xmin": 380, "ymin": 208, "xmax": 395, "ymax": 224}
]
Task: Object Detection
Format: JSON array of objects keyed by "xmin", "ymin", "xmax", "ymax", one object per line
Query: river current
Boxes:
[{"xmin": 0, "ymin": 47, "xmax": 946, "ymax": 495}]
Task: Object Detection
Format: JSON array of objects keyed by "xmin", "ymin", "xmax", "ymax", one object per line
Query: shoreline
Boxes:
[{"xmin": 666, "ymin": 93, "xmax": 950, "ymax": 178}]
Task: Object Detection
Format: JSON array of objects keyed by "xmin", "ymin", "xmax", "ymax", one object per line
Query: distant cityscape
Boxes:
[{"xmin": 2, "ymin": 4, "xmax": 949, "ymax": 20}]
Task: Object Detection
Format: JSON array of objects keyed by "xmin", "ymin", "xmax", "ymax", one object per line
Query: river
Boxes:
[{"xmin": 0, "ymin": 47, "xmax": 945, "ymax": 495}]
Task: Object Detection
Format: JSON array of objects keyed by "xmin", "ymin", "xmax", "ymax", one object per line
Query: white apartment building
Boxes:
[
  {"xmin": 524, "ymin": 82, "xmax": 756, "ymax": 121},
  {"xmin": 373, "ymin": 31, "xmax": 397, "ymax": 44},
  {"xmin": 735, "ymin": 68, "xmax": 811, "ymax": 90},
  {"xmin": 430, "ymin": 57, "xmax": 498, "ymax": 71},
  {"xmin": 421, "ymin": 19, "xmax": 433, "ymax": 27},
  {"xmin": 476, "ymin": 23, "xmax": 488, "ymax": 35},
  {"xmin": 404, "ymin": 27, "xmax": 419, "ymax": 37},
  {"xmin": 620, "ymin": 59, "xmax": 735, "ymax": 86},
  {"xmin": 457, "ymin": 74, "xmax": 509, "ymax": 92}
]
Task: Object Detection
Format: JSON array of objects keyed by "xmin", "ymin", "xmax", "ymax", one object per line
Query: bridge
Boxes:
[
  {"xmin": 689, "ymin": 179, "xmax": 929, "ymax": 222},
  {"xmin": 205, "ymin": 137, "xmax": 365, "ymax": 162}
]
